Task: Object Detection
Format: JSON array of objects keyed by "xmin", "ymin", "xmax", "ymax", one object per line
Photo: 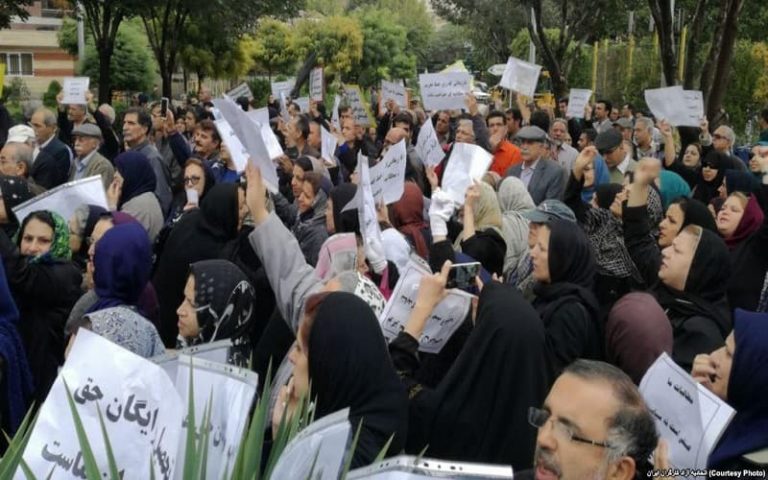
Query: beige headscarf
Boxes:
[
  {"xmin": 453, "ymin": 181, "xmax": 503, "ymax": 249},
  {"xmin": 497, "ymin": 177, "xmax": 535, "ymax": 274}
]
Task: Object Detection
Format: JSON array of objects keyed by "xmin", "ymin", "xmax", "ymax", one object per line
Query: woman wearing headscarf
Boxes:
[
  {"xmin": 579, "ymin": 153, "xmax": 610, "ymax": 203},
  {"xmin": 0, "ymin": 259, "xmax": 34, "ymax": 435},
  {"xmin": 530, "ymin": 218, "xmax": 602, "ymax": 374},
  {"xmin": 657, "ymin": 169, "xmax": 691, "ymax": 210},
  {"xmin": 326, "ymin": 183, "xmax": 359, "ymax": 235},
  {"xmin": 67, "ymin": 204, "xmax": 107, "ymax": 271},
  {"xmin": 605, "ymin": 292, "xmax": 673, "ymax": 384},
  {"xmin": 273, "ymin": 155, "xmax": 331, "ymax": 227},
  {"xmin": 691, "ymin": 151, "xmax": 735, "ymax": 205},
  {"xmin": 166, "ymin": 157, "xmax": 215, "ymax": 224},
  {"xmin": 108, "ymin": 151, "xmax": 164, "ymax": 242},
  {"xmin": 0, "ymin": 176, "xmax": 34, "ymax": 238},
  {"xmin": 153, "ymin": 183, "xmax": 246, "ymax": 346},
  {"xmin": 390, "ymin": 276, "xmax": 549, "ymax": 471},
  {"xmin": 497, "ymin": 177, "xmax": 535, "ymax": 276},
  {"xmin": 176, "ymin": 260, "xmax": 256, "ymax": 366},
  {"xmin": 690, "ymin": 310, "xmax": 768, "ymax": 469},
  {"xmin": 291, "ymin": 171, "xmax": 329, "ymax": 266},
  {"xmin": 392, "ymin": 182, "xmax": 431, "ymax": 260},
  {"xmin": 451, "ymin": 181, "xmax": 506, "ymax": 276},
  {"xmin": 720, "ymin": 170, "xmax": 760, "ymax": 199},
  {"xmin": 274, "ymin": 292, "xmax": 408, "ymax": 468},
  {"xmin": 0, "ymin": 210, "xmax": 81, "ymax": 404}
]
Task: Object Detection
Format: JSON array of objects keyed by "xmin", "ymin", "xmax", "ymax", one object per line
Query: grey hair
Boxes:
[
  {"xmin": 635, "ymin": 117, "xmax": 653, "ymax": 133},
  {"xmin": 564, "ymin": 360, "xmax": 658, "ymax": 478},
  {"xmin": 552, "ymin": 117, "xmax": 568, "ymax": 128},
  {"xmin": 34, "ymin": 107, "xmax": 57, "ymax": 127},
  {"xmin": 5, "ymin": 143, "xmax": 32, "ymax": 171},
  {"xmin": 457, "ymin": 119, "xmax": 475, "ymax": 139},
  {"xmin": 718, "ymin": 126, "xmax": 735, "ymax": 145}
]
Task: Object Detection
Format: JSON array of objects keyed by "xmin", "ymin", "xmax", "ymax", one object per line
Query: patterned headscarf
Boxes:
[{"xmin": 16, "ymin": 210, "xmax": 71, "ymax": 264}]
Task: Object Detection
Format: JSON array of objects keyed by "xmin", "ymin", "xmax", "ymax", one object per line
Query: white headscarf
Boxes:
[{"xmin": 497, "ymin": 177, "xmax": 535, "ymax": 275}]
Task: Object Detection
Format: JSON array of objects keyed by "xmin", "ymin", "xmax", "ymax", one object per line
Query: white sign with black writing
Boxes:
[
  {"xmin": 381, "ymin": 80, "xmax": 408, "ymax": 109},
  {"xmin": 379, "ymin": 260, "xmax": 472, "ymax": 354},
  {"xmin": 331, "ymin": 95, "xmax": 342, "ymax": 131},
  {"xmin": 18, "ymin": 329, "xmax": 183, "ymax": 480},
  {"xmin": 441, "ymin": 142, "xmax": 493, "ymax": 204},
  {"xmin": 415, "ymin": 118, "xmax": 444, "ymax": 166},
  {"xmin": 309, "ymin": 67, "xmax": 324, "ymax": 101},
  {"xmin": 418, "ymin": 72, "xmax": 471, "ymax": 112},
  {"xmin": 321, "ymin": 126, "xmax": 338, "ymax": 166},
  {"xmin": 12, "ymin": 176, "xmax": 107, "ymax": 226},
  {"xmin": 225, "ymin": 82, "xmax": 253, "ymax": 101},
  {"xmin": 271, "ymin": 79, "xmax": 294, "ymax": 99},
  {"xmin": 565, "ymin": 88, "xmax": 592, "ymax": 119},
  {"xmin": 369, "ymin": 139, "xmax": 407, "ymax": 204},
  {"xmin": 640, "ymin": 353, "xmax": 735, "ymax": 472},
  {"xmin": 214, "ymin": 119, "xmax": 248, "ymax": 172},
  {"xmin": 62, "ymin": 77, "xmax": 90, "ymax": 105},
  {"xmin": 644, "ymin": 86, "xmax": 704, "ymax": 127},
  {"xmin": 499, "ymin": 57, "xmax": 542, "ymax": 98},
  {"xmin": 343, "ymin": 85, "xmax": 373, "ymax": 127}
]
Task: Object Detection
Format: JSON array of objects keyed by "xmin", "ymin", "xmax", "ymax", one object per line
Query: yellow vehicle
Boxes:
[{"xmin": 534, "ymin": 70, "xmax": 556, "ymax": 110}]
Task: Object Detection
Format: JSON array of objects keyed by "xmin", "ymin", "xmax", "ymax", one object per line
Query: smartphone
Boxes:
[
  {"xmin": 160, "ymin": 97, "xmax": 169, "ymax": 117},
  {"xmin": 446, "ymin": 262, "xmax": 481, "ymax": 290},
  {"xmin": 185, "ymin": 188, "xmax": 199, "ymax": 206}
]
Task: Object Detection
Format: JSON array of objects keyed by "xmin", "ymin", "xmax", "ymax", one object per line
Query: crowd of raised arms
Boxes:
[{"xmin": 0, "ymin": 86, "xmax": 767, "ymax": 479}]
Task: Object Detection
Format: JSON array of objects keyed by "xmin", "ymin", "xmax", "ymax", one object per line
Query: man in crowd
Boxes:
[
  {"xmin": 700, "ymin": 122, "xmax": 748, "ymax": 172},
  {"xmin": 56, "ymin": 91, "xmax": 94, "ymax": 150},
  {"xmin": 595, "ymin": 128, "xmax": 636, "ymax": 184},
  {"xmin": 69, "ymin": 123, "xmax": 114, "ymax": 191},
  {"xmin": 591, "ymin": 99, "xmax": 613, "ymax": 134},
  {"xmin": 507, "ymin": 126, "xmax": 565, "ymax": 205},
  {"xmin": 487, "ymin": 110, "xmax": 522, "ymax": 176},
  {"xmin": 577, "ymin": 128, "xmax": 598, "ymax": 152},
  {"xmin": 29, "ymin": 107, "xmax": 72, "ymax": 189},
  {"xmin": 150, "ymin": 101, "xmax": 182, "ymax": 188},
  {"xmin": 613, "ymin": 118, "xmax": 633, "ymax": 145},
  {"xmin": 621, "ymin": 103, "xmax": 636, "ymax": 120},
  {"xmin": 122, "ymin": 107, "xmax": 173, "ymax": 214},
  {"xmin": 0, "ymin": 141, "xmax": 33, "ymax": 179},
  {"xmin": 632, "ymin": 117, "xmax": 662, "ymax": 160},
  {"xmin": 550, "ymin": 118, "xmax": 578, "ymax": 173},
  {"xmin": 506, "ymin": 108, "xmax": 523, "ymax": 142},
  {"xmin": 759, "ymin": 108, "xmax": 768, "ymax": 143},
  {"xmin": 434, "ymin": 110, "xmax": 452, "ymax": 147}
]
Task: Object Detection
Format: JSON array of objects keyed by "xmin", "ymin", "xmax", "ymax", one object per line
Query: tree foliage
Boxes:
[
  {"xmin": 179, "ymin": 19, "xmax": 250, "ymax": 82},
  {"xmin": 0, "ymin": 0, "xmax": 31, "ymax": 30},
  {"xmin": 292, "ymin": 15, "xmax": 364, "ymax": 77},
  {"xmin": 350, "ymin": 8, "xmax": 415, "ymax": 87},
  {"xmin": 242, "ymin": 18, "xmax": 298, "ymax": 81}
]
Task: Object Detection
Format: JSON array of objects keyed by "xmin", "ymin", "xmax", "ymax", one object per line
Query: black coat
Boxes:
[
  {"xmin": 31, "ymin": 137, "xmax": 72, "ymax": 190},
  {"xmin": 0, "ymin": 230, "xmax": 82, "ymax": 404}
]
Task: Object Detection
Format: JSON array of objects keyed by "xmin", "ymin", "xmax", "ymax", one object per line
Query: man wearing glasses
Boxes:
[
  {"xmin": 595, "ymin": 129, "xmax": 637, "ymax": 185},
  {"xmin": 526, "ymin": 360, "xmax": 658, "ymax": 480},
  {"xmin": 698, "ymin": 119, "xmax": 748, "ymax": 172}
]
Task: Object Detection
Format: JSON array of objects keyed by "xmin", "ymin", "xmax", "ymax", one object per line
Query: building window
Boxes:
[{"xmin": 1, "ymin": 53, "xmax": 34, "ymax": 76}]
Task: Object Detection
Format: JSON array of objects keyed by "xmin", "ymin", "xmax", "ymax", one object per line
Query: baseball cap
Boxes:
[
  {"xmin": 523, "ymin": 199, "xmax": 577, "ymax": 224},
  {"xmin": 6, "ymin": 125, "xmax": 35, "ymax": 144}
]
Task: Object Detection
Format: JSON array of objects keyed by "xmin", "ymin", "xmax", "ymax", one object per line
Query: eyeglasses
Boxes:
[
  {"xmin": 184, "ymin": 175, "xmax": 202, "ymax": 186},
  {"xmin": 528, "ymin": 407, "xmax": 613, "ymax": 449}
]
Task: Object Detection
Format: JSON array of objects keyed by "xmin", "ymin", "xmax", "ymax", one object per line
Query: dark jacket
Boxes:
[
  {"xmin": 506, "ymin": 158, "xmax": 566, "ymax": 205},
  {"xmin": 31, "ymin": 136, "xmax": 72, "ymax": 189},
  {"xmin": 291, "ymin": 201, "xmax": 329, "ymax": 267}
]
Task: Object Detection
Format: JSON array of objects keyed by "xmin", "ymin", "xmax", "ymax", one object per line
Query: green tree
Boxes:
[
  {"xmin": 422, "ymin": 23, "xmax": 473, "ymax": 72},
  {"xmin": 0, "ymin": 0, "xmax": 31, "ymax": 29},
  {"xmin": 350, "ymin": 8, "xmax": 415, "ymax": 87},
  {"xmin": 179, "ymin": 20, "xmax": 250, "ymax": 83},
  {"xmin": 292, "ymin": 15, "xmax": 364, "ymax": 77},
  {"xmin": 242, "ymin": 18, "xmax": 297, "ymax": 81}
]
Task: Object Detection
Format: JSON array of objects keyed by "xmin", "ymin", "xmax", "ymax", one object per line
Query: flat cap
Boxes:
[
  {"xmin": 71, "ymin": 123, "xmax": 103, "ymax": 140},
  {"xmin": 522, "ymin": 199, "xmax": 576, "ymax": 224},
  {"xmin": 612, "ymin": 117, "xmax": 633, "ymax": 129},
  {"xmin": 6, "ymin": 125, "xmax": 35, "ymax": 143},
  {"xmin": 515, "ymin": 125, "xmax": 549, "ymax": 143},
  {"xmin": 594, "ymin": 128, "xmax": 623, "ymax": 154}
]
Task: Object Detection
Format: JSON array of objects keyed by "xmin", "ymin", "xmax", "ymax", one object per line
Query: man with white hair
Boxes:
[
  {"xmin": 29, "ymin": 107, "xmax": 73, "ymax": 189},
  {"xmin": 632, "ymin": 117, "xmax": 662, "ymax": 161}
]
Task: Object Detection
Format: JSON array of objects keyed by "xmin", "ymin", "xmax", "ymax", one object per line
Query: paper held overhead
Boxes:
[
  {"xmin": 499, "ymin": 57, "xmax": 542, "ymax": 98},
  {"xmin": 644, "ymin": 86, "xmax": 704, "ymax": 127},
  {"xmin": 309, "ymin": 67, "xmax": 324, "ymax": 101},
  {"xmin": 225, "ymin": 82, "xmax": 253, "ymax": 100},
  {"xmin": 565, "ymin": 89, "xmax": 592, "ymax": 119},
  {"xmin": 321, "ymin": 126, "xmax": 338, "ymax": 166},
  {"xmin": 418, "ymin": 72, "xmax": 471, "ymax": 112},
  {"xmin": 381, "ymin": 80, "xmax": 408, "ymax": 109},
  {"xmin": 441, "ymin": 142, "xmax": 493, "ymax": 204},
  {"xmin": 415, "ymin": 118, "xmax": 444, "ymax": 167},
  {"xmin": 369, "ymin": 139, "xmax": 407, "ymax": 204},
  {"xmin": 62, "ymin": 76, "xmax": 90, "ymax": 104}
]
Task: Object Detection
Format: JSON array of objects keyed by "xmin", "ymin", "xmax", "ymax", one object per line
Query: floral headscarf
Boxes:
[{"xmin": 16, "ymin": 211, "xmax": 71, "ymax": 264}]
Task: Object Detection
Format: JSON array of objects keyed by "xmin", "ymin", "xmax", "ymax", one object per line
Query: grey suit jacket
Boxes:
[
  {"xmin": 71, "ymin": 151, "xmax": 115, "ymax": 191},
  {"xmin": 506, "ymin": 158, "xmax": 565, "ymax": 205}
]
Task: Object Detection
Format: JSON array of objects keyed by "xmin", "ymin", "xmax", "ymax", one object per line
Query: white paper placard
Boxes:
[
  {"xmin": 418, "ymin": 72, "xmax": 471, "ymax": 112},
  {"xmin": 18, "ymin": 329, "xmax": 183, "ymax": 479},
  {"xmin": 271, "ymin": 79, "xmax": 294, "ymax": 99},
  {"xmin": 331, "ymin": 95, "xmax": 342, "ymax": 131},
  {"xmin": 12, "ymin": 176, "xmax": 107, "ymax": 226},
  {"xmin": 640, "ymin": 353, "xmax": 735, "ymax": 471},
  {"xmin": 566, "ymin": 88, "xmax": 592, "ymax": 119},
  {"xmin": 644, "ymin": 86, "xmax": 704, "ymax": 127},
  {"xmin": 294, "ymin": 96, "xmax": 310, "ymax": 114},
  {"xmin": 246, "ymin": 107, "xmax": 270, "ymax": 127},
  {"xmin": 369, "ymin": 139, "xmax": 407, "ymax": 204},
  {"xmin": 381, "ymin": 80, "xmax": 408, "ymax": 109},
  {"xmin": 343, "ymin": 85, "xmax": 374, "ymax": 127},
  {"xmin": 62, "ymin": 77, "xmax": 90, "ymax": 104},
  {"xmin": 309, "ymin": 67, "xmax": 324, "ymax": 101},
  {"xmin": 499, "ymin": 57, "xmax": 542, "ymax": 98},
  {"xmin": 441, "ymin": 142, "xmax": 493, "ymax": 204},
  {"xmin": 321, "ymin": 126, "xmax": 338, "ymax": 166},
  {"xmin": 379, "ymin": 260, "xmax": 472, "ymax": 353},
  {"xmin": 214, "ymin": 119, "xmax": 249, "ymax": 172},
  {"xmin": 279, "ymin": 91, "xmax": 291, "ymax": 123},
  {"xmin": 415, "ymin": 118, "xmax": 444, "ymax": 167},
  {"xmin": 225, "ymin": 82, "xmax": 253, "ymax": 101},
  {"xmin": 173, "ymin": 355, "xmax": 258, "ymax": 480}
]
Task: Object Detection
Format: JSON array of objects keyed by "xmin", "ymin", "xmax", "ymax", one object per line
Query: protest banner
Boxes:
[
  {"xmin": 62, "ymin": 77, "xmax": 90, "ymax": 104},
  {"xmin": 379, "ymin": 260, "xmax": 473, "ymax": 354},
  {"xmin": 12, "ymin": 176, "xmax": 107, "ymax": 226},
  {"xmin": 279, "ymin": 91, "xmax": 291, "ymax": 123},
  {"xmin": 415, "ymin": 118, "xmax": 444, "ymax": 167},
  {"xmin": 343, "ymin": 85, "xmax": 375, "ymax": 127},
  {"xmin": 309, "ymin": 67, "xmax": 324, "ymax": 101},
  {"xmin": 441, "ymin": 142, "xmax": 494, "ymax": 204},
  {"xmin": 214, "ymin": 119, "xmax": 249, "ymax": 172},
  {"xmin": 368, "ymin": 139, "xmax": 407, "ymax": 204},
  {"xmin": 381, "ymin": 80, "xmax": 408, "ymax": 109},
  {"xmin": 151, "ymin": 339, "xmax": 234, "ymax": 387},
  {"xmin": 418, "ymin": 72, "xmax": 471, "ymax": 111},
  {"xmin": 321, "ymin": 126, "xmax": 338, "ymax": 166},
  {"xmin": 499, "ymin": 57, "xmax": 542, "ymax": 98},
  {"xmin": 566, "ymin": 88, "xmax": 593, "ymax": 119},
  {"xmin": 270, "ymin": 79, "xmax": 294, "ymax": 99},
  {"xmin": 225, "ymin": 82, "xmax": 253, "ymax": 101},
  {"xmin": 644, "ymin": 86, "xmax": 704, "ymax": 127},
  {"xmin": 173, "ymin": 355, "xmax": 258, "ymax": 480},
  {"xmin": 640, "ymin": 353, "xmax": 735, "ymax": 472},
  {"xmin": 18, "ymin": 329, "xmax": 183, "ymax": 479}
]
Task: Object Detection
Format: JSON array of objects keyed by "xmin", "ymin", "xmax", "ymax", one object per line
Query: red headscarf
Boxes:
[
  {"xmin": 724, "ymin": 194, "xmax": 764, "ymax": 250},
  {"xmin": 391, "ymin": 182, "xmax": 429, "ymax": 259}
]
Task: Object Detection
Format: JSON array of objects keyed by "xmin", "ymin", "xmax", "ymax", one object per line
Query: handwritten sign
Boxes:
[
  {"xmin": 62, "ymin": 77, "xmax": 90, "ymax": 105},
  {"xmin": 271, "ymin": 79, "xmax": 294, "ymax": 99},
  {"xmin": 381, "ymin": 80, "xmax": 408, "ymax": 109},
  {"xmin": 246, "ymin": 107, "xmax": 270, "ymax": 127},
  {"xmin": 225, "ymin": 82, "xmax": 253, "ymax": 101},
  {"xmin": 369, "ymin": 139, "xmax": 407, "ymax": 204},
  {"xmin": 309, "ymin": 67, "xmax": 324, "ymax": 101},
  {"xmin": 270, "ymin": 408, "xmax": 351, "ymax": 479},
  {"xmin": 19, "ymin": 329, "xmax": 183, "ymax": 479},
  {"xmin": 415, "ymin": 118, "xmax": 444, "ymax": 167},
  {"xmin": 379, "ymin": 260, "xmax": 472, "ymax": 354},
  {"xmin": 173, "ymin": 355, "xmax": 258, "ymax": 480},
  {"xmin": 640, "ymin": 353, "xmax": 735, "ymax": 471},
  {"xmin": 566, "ymin": 88, "xmax": 592, "ymax": 119},
  {"xmin": 419, "ymin": 72, "xmax": 471, "ymax": 112},
  {"xmin": 331, "ymin": 95, "xmax": 342, "ymax": 131},
  {"xmin": 343, "ymin": 85, "xmax": 375, "ymax": 127},
  {"xmin": 321, "ymin": 126, "xmax": 338, "ymax": 166},
  {"xmin": 644, "ymin": 86, "xmax": 704, "ymax": 127},
  {"xmin": 214, "ymin": 119, "xmax": 249, "ymax": 172},
  {"xmin": 499, "ymin": 57, "xmax": 542, "ymax": 98},
  {"xmin": 441, "ymin": 142, "xmax": 493, "ymax": 204},
  {"xmin": 12, "ymin": 176, "xmax": 107, "ymax": 226},
  {"xmin": 212, "ymin": 96, "xmax": 279, "ymax": 193}
]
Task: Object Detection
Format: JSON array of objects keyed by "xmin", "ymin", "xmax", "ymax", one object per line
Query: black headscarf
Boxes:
[
  {"xmin": 724, "ymin": 170, "xmax": 760, "ymax": 196},
  {"xmin": 199, "ymin": 183, "xmax": 240, "ymax": 239},
  {"xmin": 329, "ymin": 183, "xmax": 360, "ymax": 235},
  {"xmin": 405, "ymin": 283, "xmax": 550, "ymax": 470},
  {"xmin": 0, "ymin": 176, "xmax": 34, "ymax": 237},
  {"xmin": 674, "ymin": 197, "xmax": 718, "ymax": 232},
  {"xmin": 594, "ymin": 183, "xmax": 623, "ymax": 209},
  {"xmin": 308, "ymin": 292, "xmax": 408, "ymax": 468},
  {"xmin": 692, "ymin": 151, "xmax": 733, "ymax": 205},
  {"xmin": 114, "ymin": 151, "xmax": 157, "ymax": 209}
]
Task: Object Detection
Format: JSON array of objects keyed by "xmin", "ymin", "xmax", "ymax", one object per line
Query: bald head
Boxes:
[
  {"xmin": 30, "ymin": 107, "xmax": 58, "ymax": 144},
  {"xmin": 0, "ymin": 142, "xmax": 33, "ymax": 177}
]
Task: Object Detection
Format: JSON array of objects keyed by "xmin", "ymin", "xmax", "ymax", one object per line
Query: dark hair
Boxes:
[
  {"xmin": 338, "ymin": 105, "xmax": 352, "ymax": 116},
  {"xmin": 235, "ymin": 96, "xmax": 249, "ymax": 112},
  {"xmin": 393, "ymin": 112, "xmax": 414, "ymax": 131},
  {"xmin": 596, "ymin": 99, "xmax": 613, "ymax": 113},
  {"xmin": 581, "ymin": 128, "xmax": 597, "ymax": 143},
  {"xmin": 558, "ymin": 97, "xmax": 569, "ymax": 105},
  {"xmin": 295, "ymin": 155, "xmax": 315, "ymax": 173},
  {"xmin": 760, "ymin": 108, "xmax": 768, "ymax": 123},
  {"xmin": 124, "ymin": 107, "xmax": 152, "ymax": 136},
  {"xmin": 296, "ymin": 114, "xmax": 311, "ymax": 140},
  {"xmin": 530, "ymin": 110, "xmax": 550, "ymax": 133},
  {"xmin": 197, "ymin": 119, "xmax": 221, "ymax": 144},
  {"xmin": 505, "ymin": 108, "xmax": 523, "ymax": 123},
  {"xmin": 298, "ymin": 291, "xmax": 333, "ymax": 349},
  {"xmin": 623, "ymin": 103, "xmax": 635, "ymax": 114},
  {"xmin": 564, "ymin": 360, "xmax": 658, "ymax": 479},
  {"xmin": 487, "ymin": 110, "xmax": 506, "ymax": 125},
  {"xmin": 18, "ymin": 210, "xmax": 56, "ymax": 247},
  {"xmin": 302, "ymin": 171, "xmax": 323, "ymax": 197}
]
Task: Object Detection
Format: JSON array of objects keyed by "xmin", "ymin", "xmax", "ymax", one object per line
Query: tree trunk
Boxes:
[
  {"xmin": 705, "ymin": 0, "xmax": 744, "ymax": 121},
  {"xmin": 97, "ymin": 45, "xmax": 113, "ymax": 104},
  {"xmin": 649, "ymin": 0, "xmax": 678, "ymax": 86},
  {"xmin": 698, "ymin": 4, "xmax": 727, "ymax": 108},
  {"xmin": 683, "ymin": 0, "xmax": 708, "ymax": 88}
]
